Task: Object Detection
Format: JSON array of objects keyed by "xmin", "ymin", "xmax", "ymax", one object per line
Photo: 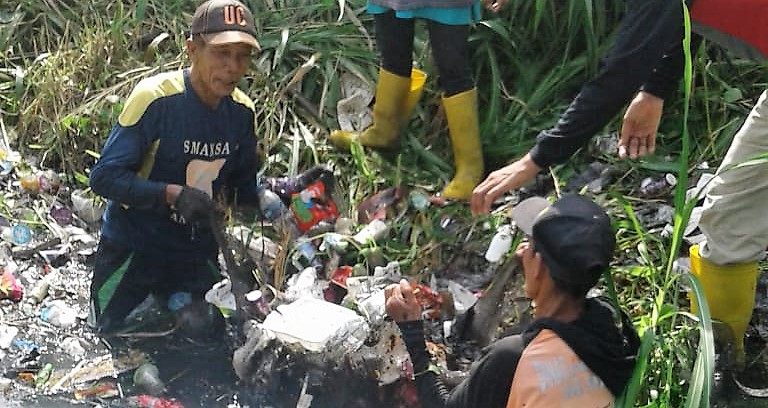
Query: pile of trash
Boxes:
[
  {"xmin": 221, "ymin": 179, "xmax": 529, "ymax": 407},
  {"xmin": 0, "ymin": 147, "xmax": 530, "ymax": 407}
]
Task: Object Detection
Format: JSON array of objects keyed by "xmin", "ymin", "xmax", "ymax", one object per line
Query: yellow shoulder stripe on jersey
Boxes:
[{"xmin": 118, "ymin": 71, "xmax": 185, "ymax": 127}]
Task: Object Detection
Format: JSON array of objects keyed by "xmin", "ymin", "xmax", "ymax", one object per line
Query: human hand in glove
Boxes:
[
  {"xmin": 266, "ymin": 164, "xmax": 334, "ymax": 203},
  {"xmin": 174, "ymin": 186, "xmax": 214, "ymax": 225}
]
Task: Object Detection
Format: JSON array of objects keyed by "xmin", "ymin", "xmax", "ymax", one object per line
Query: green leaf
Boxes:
[{"xmin": 723, "ymin": 87, "xmax": 743, "ymax": 103}]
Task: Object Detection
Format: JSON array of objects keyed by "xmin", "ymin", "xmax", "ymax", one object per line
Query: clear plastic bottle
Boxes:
[
  {"xmin": 257, "ymin": 186, "xmax": 287, "ymax": 220},
  {"xmin": 485, "ymin": 225, "xmax": 513, "ymax": 263},
  {"xmin": 259, "ymin": 185, "xmax": 302, "ymax": 241}
]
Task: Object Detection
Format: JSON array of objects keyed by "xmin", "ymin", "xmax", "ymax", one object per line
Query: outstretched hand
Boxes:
[
  {"xmin": 384, "ymin": 279, "xmax": 422, "ymax": 322},
  {"xmin": 471, "ymin": 153, "xmax": 541, "ymax": 215},
  {"xmin": 619, "ymin": 91, "xmax": 663, "ymax": 160}
]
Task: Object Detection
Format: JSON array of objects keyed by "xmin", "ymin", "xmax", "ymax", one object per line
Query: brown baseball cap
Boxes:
[{"xmin": 191, "ymin": 0, "xmax": 260, "ymax": 51}]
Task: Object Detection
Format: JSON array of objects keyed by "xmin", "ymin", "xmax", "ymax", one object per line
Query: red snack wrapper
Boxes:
[{"xmin": 289, "ymin": 180, "xmax": 339, "ymax": 233}]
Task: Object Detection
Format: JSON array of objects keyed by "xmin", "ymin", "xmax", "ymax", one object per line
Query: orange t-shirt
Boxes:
[{"xmin": 505, "ymin": 329, "xmax": 613, "ymax": 408}]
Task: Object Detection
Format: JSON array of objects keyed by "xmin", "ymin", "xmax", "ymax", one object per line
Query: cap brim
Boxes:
[
  {"xmin": 511, "ymin": 196, "xmax": 551, "ymax": 235},
  {"xmin": 201, "ymin": 31, "xmax": 261, "ymax": 51}
]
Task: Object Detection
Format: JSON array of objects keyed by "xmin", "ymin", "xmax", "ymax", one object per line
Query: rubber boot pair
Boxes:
[
  {"xmin": 689, "ymin": 244, "xmax": 759, "ymax": 370},
  {"xmin": 329, "ymin": 68, "xmax": 484, "ymax": 200}
]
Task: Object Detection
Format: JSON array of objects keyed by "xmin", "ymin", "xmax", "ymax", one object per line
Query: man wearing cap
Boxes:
[
  {"xmin": 88, "ymin": 0, "xmax": 328, "ymax": 335},
  {"xmin": 385, "ymin": 194, "xmax": 639, "ymax": 407}
]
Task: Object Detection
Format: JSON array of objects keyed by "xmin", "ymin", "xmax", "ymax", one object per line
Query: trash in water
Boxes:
[
  {"xmin": 167, "ymin": 292, "xmax": 192, "ymax": 312},
  {"xmin": 0, "ymin": 269, "xmax": 23, "ymax": 302},
  {"xmin": 357, "ymin": 187, "xmax": 403, "ymax": 224},
  {"xmin": 244, "ymin": 289, "xmax": 272, "ymax": 320},
  {"xmin": 133, "ymin": 362, "xmax": 166, "ymax": 396},
  {"xmin": 0, "ymin": 325, "xmax": 19, "ymax": 349},
  {"xmin": 126, "ymin": 395, "xmax": 184, "ymax": 408},
  {"xmin": 205, "ymin": 279, "xmax": 237, "ymax": 318},
  {"xmin": 285, "ymin": 267, "xmax": 326, "ymax": 301},
  {"xmin": 73, "ymin": 380, "xmax": 120, "ymax": 400},
  {"xmin": 40, "ymin": 300, "xmax": 78, "ymax": 328},
  {"xmin": 261, "ymin": 297, "xmax": 369, "ymax": 354}
]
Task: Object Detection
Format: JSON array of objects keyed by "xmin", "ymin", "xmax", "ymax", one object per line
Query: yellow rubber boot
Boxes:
[
  {"xmin": 689, "ymin": 244, "xmax": 759, "ymax": 370},
  {"xmin": 329, "ymin": 69, "xmax": 426, "ymax": 151},
  {"xmin": 441, "ymin": 88, "xmax": 484, "ymax": 200}
]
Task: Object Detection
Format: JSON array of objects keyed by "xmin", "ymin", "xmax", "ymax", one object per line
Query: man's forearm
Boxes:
[{"xmin": 530, "ymin": 0, "xmax": 684, "ymax": 167}]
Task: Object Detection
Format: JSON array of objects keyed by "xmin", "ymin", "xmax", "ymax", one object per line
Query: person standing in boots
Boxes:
[{"xmin": 329, "ymin": 0, "xmax": 508, "ymax": 200}]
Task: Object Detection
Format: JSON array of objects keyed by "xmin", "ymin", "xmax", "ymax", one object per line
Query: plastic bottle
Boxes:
[
  {"xmin": 352, "ymin": 219, "xmax": 389, "ymax": 245},
  {"xmin": 28, "ymin": 276, "xmax": 51, "ymax": 305},
  {"xmin": 260, "ymin": 186, "xmax": 302, "ymax": 241},
  {"xmin": 485, "ymin": 225, "xmax": 513, "ymax": 263},
  {"xmin": 257, "ymin": 186, "xmax": 287, "ymax": 220}
]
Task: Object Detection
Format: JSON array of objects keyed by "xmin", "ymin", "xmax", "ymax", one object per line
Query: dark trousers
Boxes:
[
  {"xmin": 374, "ymin": 11, "xmax": 474, "ymax": 96},
  {"xmin": 90, "ymin": 238, "xmax": 220, "ymax": 333}
]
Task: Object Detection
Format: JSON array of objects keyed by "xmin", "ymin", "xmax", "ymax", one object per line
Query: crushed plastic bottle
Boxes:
[
  {"xmin": 485, "ymin": 225, "xmax": 513, "ymax": 263},
  {"xmin": 257, "ymin": 186, "xmax": 286, "ymax": 220}
]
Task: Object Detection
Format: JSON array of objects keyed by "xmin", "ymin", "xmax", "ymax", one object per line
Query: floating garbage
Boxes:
[
  {"xmin": 167, "ymin": 292, "xmax": 192, "ymax": 312},
  {"xmin": 261, "ymin": 297, "xmax": 369, "ymax": 354},
  {"xmin": 244, "ymin": 289, "xmax": 272, "ymax": 320},
  {"xmin": 204, "ymin": 279, "xmax": 237, "ymax": 318},
  {"xmin": 40, "ymin": 300, "xmax": 78, "ymax": 328},
  {"xmin": 133, "ymin": 362, "xmax": 166, "ymax": 396},
  {"xmin": 0, "ymin": 325, "xmax": 19, "ymax": 349},
  {"xmin": 73, "ymin": 380, "xmax": 120, "ymax": 400},
  {"xmin": 126, "ymin": 395, "xmax": 184, "ymax": 408},
  {"xmin": 285, "ymin": 267, "xmax": 326, "ymax": 301},
  {"xmin": 0, "ymin": 269, "xmax": 23, "ymax": 302},
  {"xmin": 60, "ymin": 337, "xmax": 86, "ymax": 358}
]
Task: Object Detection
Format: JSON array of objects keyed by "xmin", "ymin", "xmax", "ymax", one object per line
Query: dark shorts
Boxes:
[{"xmin": 90, "ymin": 238, "xmax": 220, "ymax": 333}]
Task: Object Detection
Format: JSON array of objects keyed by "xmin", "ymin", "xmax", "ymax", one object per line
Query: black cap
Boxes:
[
  {"xmin": 512, "ymin": 195, "xmax": 615, "ymax": 293},
  {"xmin": 191, "ymin": 0, "xmax": 261, "ymax": 51}
]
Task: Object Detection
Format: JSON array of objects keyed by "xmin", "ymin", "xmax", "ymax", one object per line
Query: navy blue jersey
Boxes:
[{"xmin": 90, "ymin": 69, "xmax": 260, "ymax": 259}]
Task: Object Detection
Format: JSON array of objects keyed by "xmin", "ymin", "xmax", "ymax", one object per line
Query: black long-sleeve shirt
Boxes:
[{"xmin": 529, "ymin": 0, "xmax": 687, "ymax": 168}]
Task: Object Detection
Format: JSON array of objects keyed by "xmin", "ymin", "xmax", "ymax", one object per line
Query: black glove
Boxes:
[
  {"xmin": 174, "ymin": 186, "xmax": 214, "ymax": 225},
  {"xmin": 266, "ymin": 164, "xmax": 334, "ymax": 203}
]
